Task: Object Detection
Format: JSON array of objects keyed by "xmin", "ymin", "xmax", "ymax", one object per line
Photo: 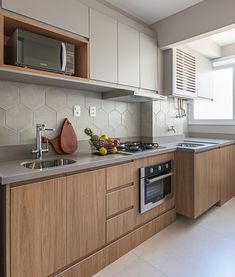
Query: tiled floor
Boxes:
[{"xmin": 94, "ymin": 197, "xmax": 235, "ymax": 277}]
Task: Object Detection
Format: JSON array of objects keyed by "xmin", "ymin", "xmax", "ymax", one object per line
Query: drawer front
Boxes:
[
  {"xmin": 106, "ymin": 209, "xmax": 135, "ymax": 242},
  {"xmin": 106, "ymin": 186, "xmax": 134, "ymax": 217},
  {"xmin": 106, "ymin": 162, "xmax": 134, "ymax": 191}
]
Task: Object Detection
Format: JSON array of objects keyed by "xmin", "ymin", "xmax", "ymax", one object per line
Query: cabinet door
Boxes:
[
  {"xmin": 220, "ymin": 145, "xmax": 235, "ymax": 204},
  {"xmin": 90, "ymin": 9, "xmax": 118, "ymax": 83},
  {"xmin": 67, "ymin": 169, "xmax": 106, "ymax": 263},
  {"xmin": 2, "ymin": 0, "xmax": 89, "ymax": 37},
  {"xmin": 118, "ymin": 22, "xmax": 139, "ymax": 87},
  {"xmin": 10, "ymin": 178, "xmax": 67, "ymax": 277},
  {"xmin": 140, "ymin": 33, "xmax": 158, "ymax": 91},
  {"xmin": 197, "ymin": 54, "xmax": 213, "ymax": 100},
  {"xmin": 194, "ymin": 149, "xmax": 220, "ymax": 217}
]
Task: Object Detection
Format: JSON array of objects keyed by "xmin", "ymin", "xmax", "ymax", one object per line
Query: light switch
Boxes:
[
  {"xmin": 73, "ymin": 105, "xmax": 81, "ymax": 117},
  {"xmin": 89, "ymin": 106, "xmax": 96, "ymax": 117}
]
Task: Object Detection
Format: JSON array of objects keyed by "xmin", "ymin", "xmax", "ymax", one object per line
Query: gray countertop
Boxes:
[{"xmin": 0, "ymin": 138, "xmax": 234, "ymax": 185}]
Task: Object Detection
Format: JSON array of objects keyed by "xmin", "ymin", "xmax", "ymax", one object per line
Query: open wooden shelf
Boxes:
[{"xmin": 0, "ymin": 11, "xmax": 89, "ymax": 81}]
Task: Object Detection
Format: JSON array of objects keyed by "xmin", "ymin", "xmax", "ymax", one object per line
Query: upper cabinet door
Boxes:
[
  {"xmin": 140, "ymin": 33, "xmax": 158, "ymax": 91},
  {"xmin": 118, "ymin": 23, "xmax": 140, "ymax": 87},
  {"xmin": 90, "ymin": 9, "xmax": 118, "ymax": 83},
  {"xmin": 2, "ymin": 0, "xmax": 89, "ymax": 37},
  {"xmin": 197, "ymin": 54, "xmax": 213, "ymax": 100}
]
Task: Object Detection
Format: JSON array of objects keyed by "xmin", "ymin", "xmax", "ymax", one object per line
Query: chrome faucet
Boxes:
[
  {"xmin": 168, "ymin": 126, "xmax": 176, "ymax": 133},
  {"xmin": 32, "ymin": 124, "xmax": 55, "ymax": 160}
]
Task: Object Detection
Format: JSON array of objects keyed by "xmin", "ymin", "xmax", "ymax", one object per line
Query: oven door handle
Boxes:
[{"xmin": 145, "ymin": 172, "xmax": 173, "ymax": 184}]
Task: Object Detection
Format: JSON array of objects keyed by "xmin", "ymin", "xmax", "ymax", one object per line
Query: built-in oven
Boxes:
[{"xmin": 139, "ymin": 160, "xmax": 173, "ymax": 213}]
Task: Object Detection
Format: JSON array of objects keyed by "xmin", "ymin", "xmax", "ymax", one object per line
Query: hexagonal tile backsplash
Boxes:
[{"xmin": 0, "ymin": 81, "xmax": 188, "ymax": 146}]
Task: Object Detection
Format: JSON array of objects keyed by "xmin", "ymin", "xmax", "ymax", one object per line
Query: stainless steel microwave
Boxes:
[{"xmin": 7, "ymin": 29, "xmax": 75, "ymax": 75}]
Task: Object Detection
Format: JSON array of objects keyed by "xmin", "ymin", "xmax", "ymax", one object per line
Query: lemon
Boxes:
[
  {"xmin": 101, "ymin": 134, "xmax": 109, "ymax": 141},
  {"xmin": 99, "ymin": 147, "xmax": 107, "ymax": 156},
  {"xmin": 111, "ymin": 147, "xmax": 118, "ymax": 154}
]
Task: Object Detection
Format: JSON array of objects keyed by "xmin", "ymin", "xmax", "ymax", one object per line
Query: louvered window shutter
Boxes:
[{"xmin": 175, "ymin": 49, "xmax": 197, "ymax": 95}]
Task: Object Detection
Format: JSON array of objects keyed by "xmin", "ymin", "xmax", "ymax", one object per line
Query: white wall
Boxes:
[{"xmin": 152, "ymin": 0, "xmax": 235, "ymax": 49}]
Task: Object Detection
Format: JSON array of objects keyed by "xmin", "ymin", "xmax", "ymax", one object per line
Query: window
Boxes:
[{"xmin": 190, "ymin": 65, "xmax": 235, "ymax": 124}]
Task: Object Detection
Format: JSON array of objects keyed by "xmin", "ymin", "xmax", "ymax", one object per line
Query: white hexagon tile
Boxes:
[{"xmin": 0, "ymin": 80, "xmax": 188, "ymax": 146}]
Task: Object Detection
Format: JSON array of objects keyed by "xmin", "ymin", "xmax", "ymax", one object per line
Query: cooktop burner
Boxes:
[{"xmin": 118, "ymin": 142, "xmax": 165, "ymax": 153}]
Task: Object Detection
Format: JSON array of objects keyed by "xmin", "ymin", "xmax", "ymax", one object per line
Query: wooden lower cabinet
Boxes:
[
  {"xmin": 10, "ymin": 177, "xmax": 67, "ymax": 277},
  {"xmin": 220, "ymin": 145, "xmax": 235, "ymax": 205},
  {"xmin": 106, "ymin": 162, "xmax": 134, "ymax": 191},
  {"xmin": 3, "ymin": 155, "xmax": 177, "ymax": 277},
  {"xmin": 175, "ymin": 147, "xmax": 234, "ymax": 219},
  {"xmin": 106, "ymin": 208, "xmax": 135, "ymax": 242},
  {"xmin": 66, "ymin": 170, "xmax": 106, "ymax": 263},
  {"xmin": 56, "ymin": 209, "xmax": 176, "ymax": 277},
  {"xmin": 106, "ymin": 185, "xmax": 134, "ymax": 217}
]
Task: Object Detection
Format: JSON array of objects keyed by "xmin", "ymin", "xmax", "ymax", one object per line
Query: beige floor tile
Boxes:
[
  {"xmin": 93, "ymin": 252, "xmax": 138, "ymax": 277},
  {"xmin": 113, "ymin": 258, "xmax": 167, "ymax": 277}
]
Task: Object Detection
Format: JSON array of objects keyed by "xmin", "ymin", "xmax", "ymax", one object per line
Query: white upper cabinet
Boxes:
[
  {"xmin": 197, "ymin": 55, "xmax": 213, "ymax": 100},
  {"xmin": 118, "ymin": 23, "xmax": 140, "ymax": 88},
  {"xmin": 2, "ymin": 0, "xmax": 89, "ymax": 37},
  {"xmin": 140, "ymin": 33, "xmax": 158, "ymax": 91},
  {"xmin": 90, "ymin": 9, "xmax": 118, "ymax": 83}
]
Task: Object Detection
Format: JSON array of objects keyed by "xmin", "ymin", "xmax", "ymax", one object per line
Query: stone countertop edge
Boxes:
[{"xmin": 0, "ymin": 138, "xmax": 234, "ymax": 185}]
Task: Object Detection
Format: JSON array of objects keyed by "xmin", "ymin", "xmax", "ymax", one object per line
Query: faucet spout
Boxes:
[
  {"xmin": 168, "ymin": 126, "xmax": 176, "ymax": 133},
  {"xmin": 32, "ymin": 124, "xmax": 55, "ymax": 160}
]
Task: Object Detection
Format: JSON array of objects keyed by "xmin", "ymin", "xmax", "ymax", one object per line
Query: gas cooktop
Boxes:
[{"xmin": 117, "ymin": 142, "xmax": 166, "ymax": 153}]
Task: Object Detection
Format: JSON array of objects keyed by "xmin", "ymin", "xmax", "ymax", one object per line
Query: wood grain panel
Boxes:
[
  {"xmin": 175, "ymin": 151, "xmax": 194, "ymax": 218},
  {"xmin": 194, "ymin": 149, "xmax": 220, "ymax": 217},
  {"xmin": 0, "ymin": 185, "xmax": 10, "ymax": 277},
  {"xmin": 134, "ymin": 152, "xmax": 174, "ymax": 169},
  {"xmin": 106, "ymin": 162, "xmax": 134, "ymax": 191},
  {"xmin": 106, "ymin": 209, "xmax": 135, "ymax": 242},
  {"xmin": 175, "ymin": 149, "xmax": 221, "ymax": 219},
  {"xmin": 106, "ymin": 185, "xmax": 134, "ymax": 217},
  {"xmin": 10, "ymin": 177, "xmax": 67, "ymax": 277},
  {"xmin": 67, "ymin": 169, "xmax": 106, "ymax": 264},
  {"xmin": 220, "ymin": 145, "xmax": 235, "ymax": 205},
  {"xmin": 56, "ymin": 209, "xmax": 176, "ymax": 277}
]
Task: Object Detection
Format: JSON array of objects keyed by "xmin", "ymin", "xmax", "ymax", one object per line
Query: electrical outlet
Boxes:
[
  {"xmin": 73, "ymin": 105, "xmax": 81, "ymax": 117},
  {"xmin": 89, "ymin": 106, "xmax": 96, "ymax": 117}
]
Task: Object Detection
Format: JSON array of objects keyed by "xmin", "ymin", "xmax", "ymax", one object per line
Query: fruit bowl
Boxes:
[{"xmin": 84, "ymin": 128, "xmax": 120, "ymax": 156}]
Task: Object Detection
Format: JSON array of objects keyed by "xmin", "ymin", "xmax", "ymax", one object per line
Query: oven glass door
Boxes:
[
  {"xmin": 140, "ymin": 172, "xmax": 173, "ymax": 213},
  {"xmin": 145, "ymin": 178, "xmax": 164, "ymax": 205}
]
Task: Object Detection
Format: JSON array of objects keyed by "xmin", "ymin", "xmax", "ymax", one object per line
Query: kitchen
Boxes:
[{"xmin": 0, "ymin": 0, "xmax": 235, "ymax": 276}]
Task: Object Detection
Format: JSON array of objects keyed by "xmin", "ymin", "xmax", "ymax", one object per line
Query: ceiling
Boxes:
[{"xmin": 105, "ymin": 0, "xmax": 204, "ymax": 24}]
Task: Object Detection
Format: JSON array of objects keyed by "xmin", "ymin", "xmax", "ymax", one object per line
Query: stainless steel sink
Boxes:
[
  {"xmin": 21, "ymin": 158, "xmax": 76, "ymax": 170},
  {"xmin": 177, "ymin": 142, "xmax": 205, "ymax": 148}
]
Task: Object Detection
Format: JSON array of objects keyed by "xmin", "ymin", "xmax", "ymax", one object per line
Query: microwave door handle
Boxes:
[
  {"xmin": 61, "ymin": 42, "xmax": 67, "ymax": 72},
  {"xmin": 145, "ymin": 172, "xmax": 174, "ymax": 185}
]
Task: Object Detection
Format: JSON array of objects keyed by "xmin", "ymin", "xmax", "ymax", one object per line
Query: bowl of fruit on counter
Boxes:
[{"xmin": 84, "ymin": 128, "xmax": 120, "ymax": 156}]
